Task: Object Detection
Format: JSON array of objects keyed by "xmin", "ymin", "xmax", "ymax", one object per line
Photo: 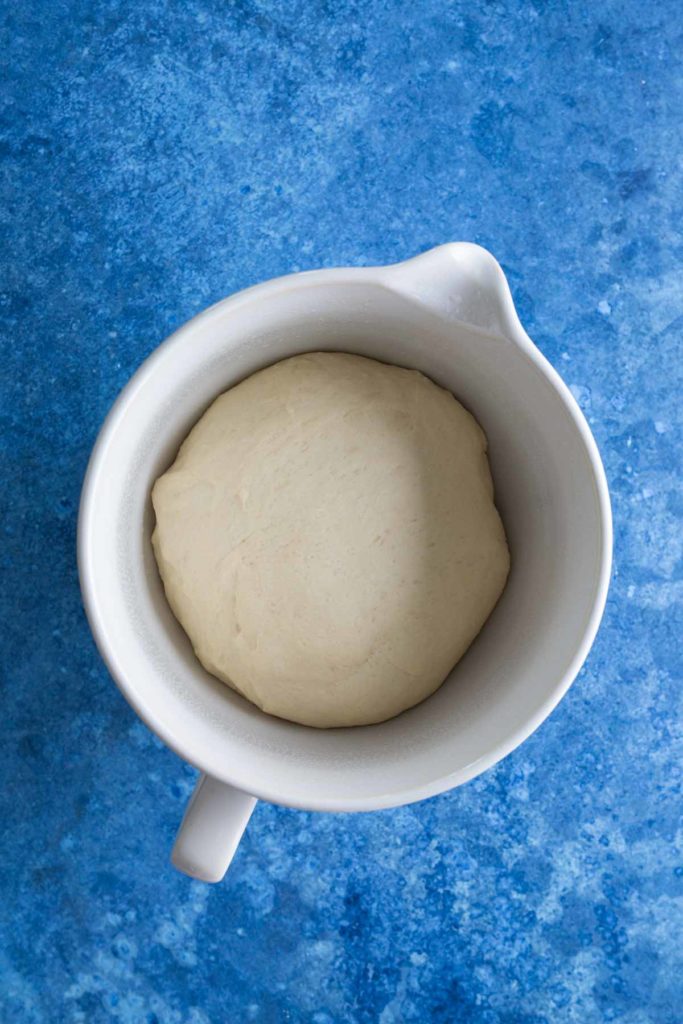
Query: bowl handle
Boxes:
[
  {"xmin": 171, "ymin": 774, "xmax": 256, "ymax": 882},
  {"xmin": 381, "ymin": 242, "xmax": 518, "ymax": 339}
]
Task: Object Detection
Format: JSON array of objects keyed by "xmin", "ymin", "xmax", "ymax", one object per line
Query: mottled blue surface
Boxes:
[{"xmin": 2, "ymin": 1, "xmax": 682, "ymax": 1021}]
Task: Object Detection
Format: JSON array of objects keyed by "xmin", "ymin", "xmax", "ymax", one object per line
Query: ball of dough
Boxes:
[{"xmin": 152, "ymin": 352, "xmax": 509, "ymax": 728}]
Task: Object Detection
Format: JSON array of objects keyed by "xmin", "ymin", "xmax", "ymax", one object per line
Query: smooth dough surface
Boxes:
[{"xmin": 152, "ymin": 352, "xmax": 510, "ymax": 728}]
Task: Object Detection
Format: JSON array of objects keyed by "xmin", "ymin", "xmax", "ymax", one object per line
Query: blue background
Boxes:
[{"xmin": 2, "ymin": 1, "xmax": 682, "ymax": 1021}]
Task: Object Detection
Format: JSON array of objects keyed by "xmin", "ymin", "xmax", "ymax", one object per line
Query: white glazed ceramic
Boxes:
[{"xmin": 78, "ymin": 243, "xmax": 612, "ymax": 882}]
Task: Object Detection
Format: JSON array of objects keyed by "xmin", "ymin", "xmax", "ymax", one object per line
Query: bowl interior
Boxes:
[{"xmin": 81, "ymin": 278, "xmax": 608, "ymax": 809}]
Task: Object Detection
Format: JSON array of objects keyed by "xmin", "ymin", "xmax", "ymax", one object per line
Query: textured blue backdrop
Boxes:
[{"xmin": 2, "ymin": 1, "xmax": 682, "ymax": 1022}]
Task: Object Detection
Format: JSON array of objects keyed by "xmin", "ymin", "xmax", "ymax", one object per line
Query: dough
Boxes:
[{"xmin": 152, "ymin": 352, "xmax": 509, "ymax": 728}]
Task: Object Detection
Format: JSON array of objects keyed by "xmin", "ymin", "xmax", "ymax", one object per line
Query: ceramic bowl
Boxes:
[{"xmin": 78, "ymin": 244, "xmax": 612, "ymax": 881}]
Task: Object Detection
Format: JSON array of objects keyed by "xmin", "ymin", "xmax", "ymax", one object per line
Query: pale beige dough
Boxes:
[{"xmin": 152, "ymin": 352, "xmax": 510, "ymax": 728}]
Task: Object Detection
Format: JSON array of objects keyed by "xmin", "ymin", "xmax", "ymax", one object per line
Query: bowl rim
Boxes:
[{"xmin": 78, "ymin": 249, "xmax": 613, "ymax": 812}]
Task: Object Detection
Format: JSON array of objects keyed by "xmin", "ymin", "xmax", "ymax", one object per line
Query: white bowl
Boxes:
[{"xmin": 78, "ymin": 243, "xmax": 612, "ymax": 881}]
